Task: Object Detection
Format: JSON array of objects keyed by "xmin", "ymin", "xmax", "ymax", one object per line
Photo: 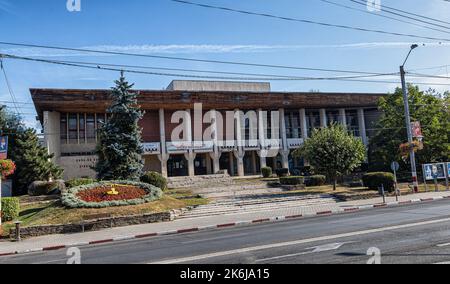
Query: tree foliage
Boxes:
[
  {"xmin": 294, "ymin": 124, "xmax": 366, "ymax": 190},
  {"xmin": 0, "ymin": 108, "xmax": 63, "ymax": 195},
  {"xmin": 95, "ymin": 74, "xmax": 144, "ymax": 181},
  {"xmin": 368, "ymin": 85, "xmax": 450, "ymax": 173}
]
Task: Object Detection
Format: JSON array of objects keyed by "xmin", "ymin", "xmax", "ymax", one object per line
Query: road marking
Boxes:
[
  {"xmin": 437, "ymin": 242, "xmax": 450, "ymax": 247},
  {"xmin": 149, "ymin": 217, "xmax": 450, "ymax": 264},
  {"xmin": 255, "ymin": 242, "xmax": 352, "ymax": 263},
  {"xmin": 434, "ymin": 261, "xmax": 450, "ymax": 264}
]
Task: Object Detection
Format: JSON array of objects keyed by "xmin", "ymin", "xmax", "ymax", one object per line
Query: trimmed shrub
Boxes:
[
  {"xmin": 275, "ymin": 168, "xmax": 289, "ymax": 177},
  {"xmin": 280, "ymin": 176, "xmax": 304, "ymax": 186},
  {"xmin": 261, "ymin": 167, "xmax": 273, "ymax": 178},
  {"xmin": 61, "ymin": 180, "xmax": 163, "ymax": 208},
  {"xmin": 305, "ymin": 175, "xmax": 327, "ymax": 187},
  {"xmin": 66, "ymin": 178, "xmax": 95, "ymax": 189},
  {"xmin": 140, "ymin": 171, "xmax": 168, "ymax": 191},
  {"xmin": 28, "ymin": 180, "xmax": 66, "ymax": 196},
  {"xmin": 1, "ymin": 197, "xmax": 20, "ymax": 222},
  {"xmin": 362, "ymin": 172, "xmax": 395, "ymax": 192}
]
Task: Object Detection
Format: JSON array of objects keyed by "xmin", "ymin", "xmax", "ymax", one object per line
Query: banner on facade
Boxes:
[{"xmin": 0, "ymin": 136, "xmax": 8, "ymax": 160}]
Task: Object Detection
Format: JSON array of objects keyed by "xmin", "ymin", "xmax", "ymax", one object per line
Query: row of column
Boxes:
[{"xmin": 156, "ymin": 108, "xmax": 368, "ymax": 177}]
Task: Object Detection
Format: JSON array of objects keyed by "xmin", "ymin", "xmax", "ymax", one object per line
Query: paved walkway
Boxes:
[{"xmin": 1, "ymin": 191, "xmax": 449, "ymax": 255}]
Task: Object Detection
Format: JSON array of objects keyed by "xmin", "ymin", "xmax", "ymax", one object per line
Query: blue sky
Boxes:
[{"xmin": 0, "ymin": 0, "xmax": 450, "ymax": 127}]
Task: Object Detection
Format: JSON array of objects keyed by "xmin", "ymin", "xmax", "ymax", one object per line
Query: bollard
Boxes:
[{"xmin": 14, "ymin": 221, "xmax": 22, "ymax": 242}]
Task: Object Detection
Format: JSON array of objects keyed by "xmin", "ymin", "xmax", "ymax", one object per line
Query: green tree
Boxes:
[
  {"xmin": 0, "ymin": 108, "xmax": 63, "ymax": 195},
  {"xmin": 294, "ymin": 124, "xmax": 366, "ymax": 190},
  {"xmin": 369, "ymin": 85, "xmax": 450, "ymax": 173},
  {"xmin": 10, "ymin": 129, "xmax": 63, "ymax": 195},
  {"xmin": 95, "ymin": 73, "xmax": 144, "ymax": 181}
]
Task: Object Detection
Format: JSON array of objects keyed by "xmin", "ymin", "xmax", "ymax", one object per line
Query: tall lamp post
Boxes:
[{"xmin": 400, "ymin": 44, "xmax": 419, "ymax": 193}]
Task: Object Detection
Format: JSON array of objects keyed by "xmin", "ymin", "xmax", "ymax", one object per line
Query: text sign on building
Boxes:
[
  {"xmin": 0, "ymin": 136, "xmax": 8, "ymax": 160},
  {"xmin": 424, "ymin": 163, "xmax": 447, "ymax": 181},
  {"xmin": 142, "ymin": 142, "xmax": 161, "ymax": 155}
]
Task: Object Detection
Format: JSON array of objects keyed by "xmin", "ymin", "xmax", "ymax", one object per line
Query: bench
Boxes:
[{"xmin": 81, "ymin": 213, "xmax": 113, "ymax": 232}]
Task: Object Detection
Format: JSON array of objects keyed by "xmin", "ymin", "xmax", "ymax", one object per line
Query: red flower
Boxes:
[{"xmin": 0, "ymin": 159, "xmax": 16, "ymax": 178}]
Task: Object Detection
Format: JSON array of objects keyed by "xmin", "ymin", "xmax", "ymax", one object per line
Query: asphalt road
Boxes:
[{"xmin": 2, "ymin": 200, "xmax": 450, "ymax": 264}]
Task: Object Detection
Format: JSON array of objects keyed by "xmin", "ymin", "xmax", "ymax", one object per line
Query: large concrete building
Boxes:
[{"xmin": 31, "ymin": 81, "xmax": 383, "ymax": 180}]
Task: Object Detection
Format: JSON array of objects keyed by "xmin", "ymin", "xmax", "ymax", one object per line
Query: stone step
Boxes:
[{"xmin": 178, "ymin": 198, "xmax": 336, "ymax": 219}]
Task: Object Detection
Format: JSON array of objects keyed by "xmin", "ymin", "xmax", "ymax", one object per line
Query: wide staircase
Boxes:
[{"xmin": 171, "ymin": 174, "xmax": 338, "ymax": 219}]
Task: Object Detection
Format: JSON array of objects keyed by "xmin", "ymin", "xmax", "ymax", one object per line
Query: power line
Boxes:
[
  {"xmin": 352, "ymin": 0, "xmax": 450, "ymax": 26},
  {"xmin": 0, "ymin": 59, "xmax": 21, "ymax": 114},
  {"xmin": 3, "ymin": 53, "xmax": 450, "ymax": 86},
  {"xmin": 0, "ymin": 53, "xmax": 399, "ymax": 81},
  {"xmin": 0, "ymin": 41, "xmax": 389, "ymax": 75},
  {"xmin": 318, "ymin": 0, "xmax": 450, "ymax": 35},
  {"xmin": 350, "ymin": 0, "xmax": 450, "ymax": 31},
  {"xmin": 168, "ymin": 0, "xmax": 450, "ymax": 42}
]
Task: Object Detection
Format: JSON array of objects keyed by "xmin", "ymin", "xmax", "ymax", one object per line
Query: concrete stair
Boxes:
[
  {"xmin": 168, "ymin": 174, "xmax": 234, "ymax": 189},
  {"xmin": 178, "ymin": 194, "xmax": 338, "ymax": 219}
]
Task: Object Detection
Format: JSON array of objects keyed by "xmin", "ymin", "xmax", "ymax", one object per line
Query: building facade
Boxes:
[{"xmin": 31, "ymin": 81, "xmax": 383, "ymax": 180}]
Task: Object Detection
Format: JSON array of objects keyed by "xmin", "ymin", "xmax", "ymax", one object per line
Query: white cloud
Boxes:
[{"xmin": 2, "ymin": 42, "xmax": 450, "ymax": 58}]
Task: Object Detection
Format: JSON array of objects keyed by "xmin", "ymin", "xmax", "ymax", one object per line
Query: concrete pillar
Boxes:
[
  {"xmin": 206, "ymin": 155, "xmax": 212, "ymax": 175},
  {"xmin": 234, "ymin": 151, "xmax": 245, "ymax": 177},
  {"xmin": 300, "ymin": 109, "xmax": 308, "ymax": 140},
  {"xmin": 279, "ymin": 108, "xmax": 289, "ymax": 169},
  {"xmin": 229, "ymin": 152, "xmax": 235, "ymax": 176},
  {"xmin": 251, "ymin": 151, "xmax": 258, "ymax": 175},
  {"xmin": 257, "ymin": 109, "xmax": 267, "ymax": 170},
  {"xmin": 320, "ymin": 109, "xmax": 328, "ymax": 128},
  {"xmin": 43, "ymin": 111, "xmax": 61, "ymax": 163},
  {"xmin": 185, "ymin": 151, "xmax": 196, "ymax": 177},
  {"xmin": 159, "ymin": 109, "xmax": 168, "ymax": 177},
  {"xmin": 358, "ymin": 108, "xmax": 368, "ymax": 146},
  {"xmin": 210, "ymin": 152, "xmax": 221, "ymax": 175},
  {"xmin": 339, "ymin": 109, "xmax": 347, "ymax": 129}
]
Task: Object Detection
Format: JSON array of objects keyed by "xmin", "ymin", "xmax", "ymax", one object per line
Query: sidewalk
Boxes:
[{"xmin": 1, "ymin": 191, "xmax": 449, "ymax": 256}]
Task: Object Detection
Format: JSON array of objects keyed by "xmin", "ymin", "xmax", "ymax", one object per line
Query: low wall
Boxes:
[{"xmin": 9, "ymin": 211, "xmax": 173, "ymax": 239}]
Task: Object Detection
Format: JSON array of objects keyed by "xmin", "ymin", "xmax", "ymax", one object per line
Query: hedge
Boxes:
[
  {"xmin": 28, "ymin": 180, "xmax": 66, "ymax": 196},
  {"xmin": 261, "ymin": 167, "xmax": 273, "ymax": 178},
  {"xmin": 305, "ymin": 175, "xmax": 327, "ymax": 187},
  {"xmin": 61, "ymin": 180, "xmax": 163, "ymax": 209},
  {"xmin": 140, "ymin": 171, "xmax": 168, "ymax": 191},
  {"xmin": 275, "ymin": 168, "xmax": 289, "ymax": 177},
  {"xmin": 362, "ymin": 172, "xmax": 395, "ymax": 192},
  {"xmin": 280, "ymin": 176, "xmax": 304, "ymax": 186},
  {"xmin": 66, "ymin": 178, "xmax": 96, "ymax": 189},
  {"xmin": 1, "ymin": 197, "xmax": 20, "ymax": 222}
]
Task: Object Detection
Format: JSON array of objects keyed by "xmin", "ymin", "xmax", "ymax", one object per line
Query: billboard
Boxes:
[{"xmin": 424, "ymin": 163, "xmax": 447, "ymax": 181}]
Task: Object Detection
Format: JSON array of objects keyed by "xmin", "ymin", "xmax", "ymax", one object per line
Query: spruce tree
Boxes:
[
  {"xmin": 9, "ymin": 129, "xmax": 63, "ymax": 195},
  {"xmin": 95, "ymin": 73, "xmax": 144, "ymax": 181}
]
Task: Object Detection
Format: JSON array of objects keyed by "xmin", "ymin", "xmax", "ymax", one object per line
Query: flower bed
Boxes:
[{"xmin": 62, "ymin": 181, "xmax": 163, "ymax": 208}]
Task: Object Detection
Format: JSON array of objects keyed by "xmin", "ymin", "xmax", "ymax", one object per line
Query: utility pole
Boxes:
[{"xmin": 400, "ymin": 44, "xmax": 419, "ymax": 193}]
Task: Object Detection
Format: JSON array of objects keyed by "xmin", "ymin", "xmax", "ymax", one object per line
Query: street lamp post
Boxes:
[{"xmin": 400, "ymin": 44, "xmax": 419, "ymax": 193}]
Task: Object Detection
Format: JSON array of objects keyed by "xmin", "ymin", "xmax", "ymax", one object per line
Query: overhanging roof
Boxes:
[{"xmin": 31, "ymin": 88, "xmax": 385, "ymax": 122}]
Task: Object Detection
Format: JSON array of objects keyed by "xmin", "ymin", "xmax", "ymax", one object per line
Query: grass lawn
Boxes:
[{"xmin": 1, "ymin": 189, "xmax": 208, "ymax": 237}]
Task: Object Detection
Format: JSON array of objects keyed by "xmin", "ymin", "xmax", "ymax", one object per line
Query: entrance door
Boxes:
[{"xmin": 167, "ymin": 154, "xmax": 188, "ymax": 177}]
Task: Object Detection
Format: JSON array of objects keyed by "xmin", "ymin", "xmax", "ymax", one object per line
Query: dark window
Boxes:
[
  {"xmin": 68, "ymin": 113, "xmax": 78, "ymax": 143},
  {"xmin": 60, "ymin": 113, "xmax": 67, "ymax": 143},
  {"xmin": 79, "ymin": 114, "xmax": 85, "ymax": 141},
  {"xmin": 86, "ymin": 114, "xmax": 96, "ymax": 142}
]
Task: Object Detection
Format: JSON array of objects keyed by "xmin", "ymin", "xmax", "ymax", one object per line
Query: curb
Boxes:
[{"xmin": 1, "ymin": 195, "xmax": 449, "ymax": 257}]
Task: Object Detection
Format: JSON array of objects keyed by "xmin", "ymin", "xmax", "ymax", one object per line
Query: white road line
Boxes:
[
  {"xmin": 437, "ymin": 242, "xmax": 450, "ymax": 247},
  {"xmin": 149, "ymin": 217, "xmax": 450, "ymax": 264}
]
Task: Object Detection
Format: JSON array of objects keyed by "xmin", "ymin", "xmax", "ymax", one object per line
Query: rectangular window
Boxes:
[
  {"xmin": 326, "ymin": 110, "xmax": 340, "ymax": 126},
  {"xmin": 346, "ymin": 110, "xmax": 360, "ymax": 137},
  {"xmin": 306, "ymin": 110, "xmax": 320, "ymax": 135},
  {"xmin": 60, "ymin": 113, "xmax": 67, "ymax": 143},
  {"xmin": 285, "ymin": 111, "xmax": 301, "ymax": 139},
  {"xmin": 79, "ymin": 114, "xmax": 86, "ymax": 142},
  {"xmin": 86, "ymin": 114, "xmax": 96, "ymax": 143},
  {"xmin": 68, "ymin": 113, "xmax": 78, "ymax": 144}
]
